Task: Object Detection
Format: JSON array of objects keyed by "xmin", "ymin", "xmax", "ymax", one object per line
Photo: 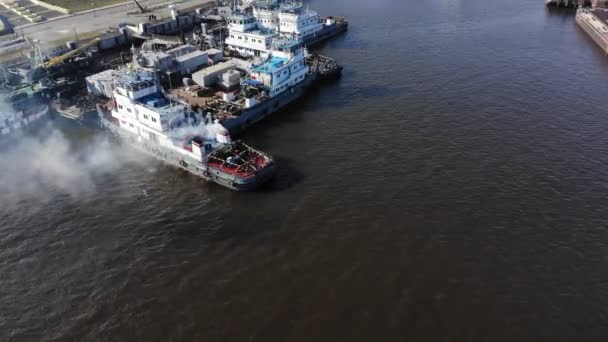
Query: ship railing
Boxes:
[
  {"xmin": 209, "ymin": 142, "xmax": 268, "ymax": 165},
  {"xmin": 208, "ymin": 154, "xmax": 259, "ymax": 173},
  {"xmin": 239, "ymin": 141, "xmax": 270, "ymax": 159},
  {"xmin": 279, "ymin": 0, "xmax": 303, "ymax": 12}
]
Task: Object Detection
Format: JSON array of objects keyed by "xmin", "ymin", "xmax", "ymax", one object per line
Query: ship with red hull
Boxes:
[{"xmin": 96, "ymin": 68, "xmax": 276, "ymax": 191}]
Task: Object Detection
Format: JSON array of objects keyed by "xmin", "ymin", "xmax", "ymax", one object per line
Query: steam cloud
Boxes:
[
  {"xmin": 168, "ymin": 113, "xmax": 225, "ymax": 141},
  {"xmin": 0, "ymin": 127, "xmax": 146, "ymax": 206},
  {"xmin": 0, "ymin": 96, "xmax": 223, "ymax": 206}
]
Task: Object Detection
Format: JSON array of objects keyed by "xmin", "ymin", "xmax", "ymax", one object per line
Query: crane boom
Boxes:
[
  {"xmin": 45, "ymin": 38, "xmax": 100, "ymax": 68},
  {"xmin": 132, "ymin": 0, "xmax": 146, "ymax": 13}
]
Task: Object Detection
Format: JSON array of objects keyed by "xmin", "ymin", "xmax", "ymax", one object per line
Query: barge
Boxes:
[
  {"xmin": 165, "ymin": 40, "xmax": 339, "ymax": 135},
  {"xmin": 195, "ymin": 37, "xmax": 316, "ymax": 135}
]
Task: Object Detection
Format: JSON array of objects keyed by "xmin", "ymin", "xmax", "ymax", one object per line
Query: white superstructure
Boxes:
[
  {"xmin": 225, "ymin": 1, "xmax": 324, "ymax": 58},
  {"xmin": 109, "ymin": 68, "xmax": 227, "ymax": 162},
  {"xmin": 276, "ymin": 2, "xmax": 323, "ymax": 39},
  {"xmin": 225, "ymin": 13, "xmax": 278, "ymax": 58},
  {"xmin": 253, "ymin": 3, "xmax": 280, "ymax": 31},
  {"xmin": 249, "ymin": 38, "xmax": 309, "ymax": 98}
]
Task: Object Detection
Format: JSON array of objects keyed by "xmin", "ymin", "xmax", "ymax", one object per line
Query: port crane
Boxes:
[
  {"xmin": 45, "ymin": 38, "xmax": 100, "ymax": 68},
  {"xmin": 26, "ymin": 37, "xmax": 101, "ymax": 82}
]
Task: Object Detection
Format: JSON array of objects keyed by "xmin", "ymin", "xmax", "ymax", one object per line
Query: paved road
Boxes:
[{"xmin": 13, "ymin": 0, "xmax": 214, "ymax": 48}]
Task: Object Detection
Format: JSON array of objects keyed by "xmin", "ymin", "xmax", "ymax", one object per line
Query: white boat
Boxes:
[
  {"xmin": 0, "ymin": 89, "xmax": 50, "ymax": 144},
  {"xmin": 95, "ymin": 67, "xmax": 276, "ymax": 191},
  {"xmin": 225, "ymin": 1, "xmax": 347, "ymax": 58}
]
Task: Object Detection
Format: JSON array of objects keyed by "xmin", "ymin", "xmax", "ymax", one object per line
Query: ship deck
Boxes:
[
  {"xmin": 170, "ymin": 87, "xmax": 217, "ymax": 108},
  {"xmin": 591, "ymin": 8, "xmax": 608, "ymax": 21}
]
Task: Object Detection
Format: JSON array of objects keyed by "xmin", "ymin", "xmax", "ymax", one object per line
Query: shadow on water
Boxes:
[
  {"xmin": 236, "ymin": 83, "xmax": 344, "ymax": 138},
  {"xmin": 259, "ymin": 156, "xmax": 304, "ymax": 192},
  {"xmin": 238, "ymin": 90, "xmax": 322, "ymax": 137},
  {"xmin": 545, "ymin": 6, "xmax": 578, "ymax": 17},
  {"xmin": 308, "ymin": 31, "xmax": 350, "ymax": 50}
]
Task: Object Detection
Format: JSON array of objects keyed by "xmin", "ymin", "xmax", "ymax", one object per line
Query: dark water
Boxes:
[{"xmin": 3, "ymin": 0, "xmax": 608, "ymax": 340}]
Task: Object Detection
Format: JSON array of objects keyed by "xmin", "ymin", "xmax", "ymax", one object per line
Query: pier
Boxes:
[{"xmin": 576, "ymin": 8, "xmax": 608, "ymax": 53}]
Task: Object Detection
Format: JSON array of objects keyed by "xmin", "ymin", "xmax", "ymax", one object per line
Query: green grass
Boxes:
[{"xmin": 44, "ymin": 0, "xmax": 126, "ymax": 12}]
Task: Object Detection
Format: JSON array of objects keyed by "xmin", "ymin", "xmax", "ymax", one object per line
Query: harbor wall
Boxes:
[
  {"xmin": 142, "ymin": 14, "xmax": 199, "ymax": 35},
  {"xmin": 576, "ymin": 9, "xmax": 608, "ymax": 53}
]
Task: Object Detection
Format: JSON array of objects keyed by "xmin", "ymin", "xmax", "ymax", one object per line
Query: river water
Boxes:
[{"xmin": 3, "ymin": 0, "xmax": 608, "ymax": 340}]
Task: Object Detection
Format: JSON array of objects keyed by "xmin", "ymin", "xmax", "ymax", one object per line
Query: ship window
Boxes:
[
  {"xmin": 129, "ymin": 123, "xmax": 134, "ymax": 128},
  {"xmin": 144, "ymin": 114, "xmax": 149, "ymax": 119},
  {"xmin": 127, "ymin": 108, "xmax": 132, "ymax": 112},
  {"xmin": 118, "ymin": 105, "xmax": 123, "ymax": 109},
  {"xmin": 152, "ymin": 117, "xmax": 157, "ymax": 122},
  {"xmin": 230, "ymin": 35, "xmax": 234, "ymax": 38}
]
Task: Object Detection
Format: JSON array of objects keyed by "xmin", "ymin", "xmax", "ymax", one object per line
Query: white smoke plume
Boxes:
[
  {"xmin": 0, "ymin": 126, "xmax": 147, "ymax": 206},
  {"xmin": 167, "ymin": 113, "xmax": 226, "ymax": 144}
]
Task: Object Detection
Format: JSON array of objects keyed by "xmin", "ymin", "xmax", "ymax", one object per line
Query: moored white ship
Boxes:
[
  {"xmin": 225, "ymin": 1, "xmax": 347, "ymax": 58},
  {"xmin": 96, "ymin": 67, "xmax": 276, "ymax": 191},
  {"xmin": 198, "ymin": 37, "xmax": 318, "ymax": 134},
  {"xmin": 0, "ymin": 88, "xmax": 50, "ymax": 144}
]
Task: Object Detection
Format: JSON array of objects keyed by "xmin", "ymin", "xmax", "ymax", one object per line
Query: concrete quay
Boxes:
[
  {"xmin": 10, "ymin": 0, "xmax": 214, "ymax": 48},
  {"xmin": 576, "ymin": 8, "xmax": 608, "ymax": 53}
]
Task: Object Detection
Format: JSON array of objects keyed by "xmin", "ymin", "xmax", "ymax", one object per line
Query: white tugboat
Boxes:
[
  {"xmin": 225, "ymin": 12, "xmax": 278, "ymax": 58},
  {"xmin": 96, "ymin": 67, "xmax": 276, "ymax": 191},
  {"xmin": 225, "ymin": 1, "xmax": 347, "ymax": 58},
  {"xmin": 201, "ymin": 37, "xmax": 317, "ymax": 134}
]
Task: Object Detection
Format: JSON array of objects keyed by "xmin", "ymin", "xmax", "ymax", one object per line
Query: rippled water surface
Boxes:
[{"xmin": 3, "ymin": 0, "xmax": 608, "ymax": 340}]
